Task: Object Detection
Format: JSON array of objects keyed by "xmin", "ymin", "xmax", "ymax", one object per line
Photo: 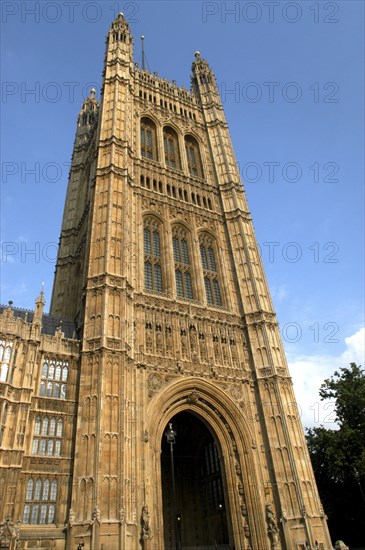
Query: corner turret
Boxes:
[
  {"xmin": 105, "ymin": 12, "xmax": 134, "ymax": 67},
  {"xmin": 76, "ymin": 88, "xmax": 99, "ymax": 139},
  {"xmin": 32, "ymin": 285, "xmax": 45, "ymax": 326},
  {"xmin": 191, "ymin": 51, "xmax": 218, "ymax": 99}
]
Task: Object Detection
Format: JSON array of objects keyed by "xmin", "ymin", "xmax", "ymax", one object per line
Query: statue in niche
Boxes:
[
  {"xmin": 230, "ymin": 336, "xmax": 239, "ymax": 365},
  {"xmin": 189, "ymin": 324, "xmax": 198, "ymax": 353},
  {"xmin": 266, "ymin": 503, "xmax": 280, "ymax": 549},
  {"xmin": 0, "ymin": 518, "xmax": 19, "ymax": 549},
  {"xmin": 165, "ymin": 325, "xmax": 173, "ymax": 354},
  {"xmin": 180, "ymin": 328, "xmax": 188, "ymax": 357},
  {"xmin": 243, "ymin": 341, "xmax": 250, "ymax": 367},
  {"xmin": 141, "ymin": 504, "xmax": 152, "ymax": 540},
  {"xmin": 68, "ymin": 508, "xmax": 76, "ymax": 528},
  {"xmin": 145, "ymin": 322, "xmax": 153, "ymax": 352},
  {"xmin": 90, "ymin": 507, "xmax": 100, "ymax": 526},
  {"xmin": 199, "ymin": 332, "xmax": 208, "ymax": 360},
  {"xmin": 213, "ymin": 335, "xmax": 221, "ymax": 362},
  {"xmin": 119, "ymin": 508, "xmax": 125, "ymax": 524},
  {"xmin": 221, "ymin": 334, "xmax": 230, "ymax": 364},
  {"xmin": 155, "ymin": 324, "xmax": 163, "ymax": 353}
]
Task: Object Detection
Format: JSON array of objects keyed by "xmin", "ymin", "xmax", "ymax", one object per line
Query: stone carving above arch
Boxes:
[
  {"xmin": 229, "ymin": 384, "xmax": 243, "ymax": 401},
  {"xmin": 146, "ymin": 373, "xmax": 163, "ymax": 397},
  {"xmin": 186, "ymin": 389, "xmax": 199, "ymax": 404}
]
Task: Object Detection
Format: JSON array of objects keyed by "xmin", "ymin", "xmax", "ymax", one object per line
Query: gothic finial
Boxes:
[
  {"xmin": 90, "ymin": 88, "xmax": 96, "ymax": 98},
  {"xmin": 141, "ymin": 35, "xmax": 145, "ymax": 70},
  {"xmin": 36, "ymin": 284, "xmax": 45, "ymax": 304},
  {"xmin": 33, "ymin": 284, "xmax": 45, "ymax": 325}
]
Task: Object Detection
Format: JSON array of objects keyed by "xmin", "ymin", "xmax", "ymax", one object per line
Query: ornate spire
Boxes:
[
  {"xmin": 191, "ymin": 51, "xmax": 215, "ymax": 88},
  {"xmin": 78, "ymin": 88, "xmax": 99, "ymax": 131},
  {"xmin": 33, "ymin": 283, "xmax": 45, "ymax": 325},
  {"xmin": 106, "ymin": 11, "xmax": 134, "ymax": 67},
  {"xmin": 110, "ymin": 11, "xmax": 130, "ymax": 38}
]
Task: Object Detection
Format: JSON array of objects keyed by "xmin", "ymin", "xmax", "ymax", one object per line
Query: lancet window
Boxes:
[
  {"xmin": 172, "ymin": 227, "xmax": 193, "ymax": 299},
  {"xmin": 23, "ymin": 478, "xmax": 58, "ymax": 524},
  {"xmin": 141, "ymin": 117, "xmax": 158, "ymax": 160},
  {"xmin": 163, "ymin": 126, "xmax": 181, "ymax": 169},
  {"xmin": 0, "ymin": 402, "xmax": 8, "ymax": 446},
  {"xmin": 185, "ymin": 135, "xmax": 203, "ymax": 178},
  {"xmin": 200, "ymin": 235, "xmax": 222, "ymax": 306},
  {"xmin": 39, "ymin": 359, "xmax": 68, "ymax": 399},
  {"xmin": 144, "ymin": 218, "xmax": 163, "ymax": 292},
  {"xmin": 0, "ymin": 339, "xmax": 13, "ymax": 383},
  {"xmin": 31, "ymin": 416, "xmax": 63, "ymax": 457}
]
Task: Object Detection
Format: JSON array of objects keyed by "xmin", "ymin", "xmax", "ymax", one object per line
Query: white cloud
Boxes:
[
  {"xmin": 0, "ymin": 281, "xmax": 29, "ymax": 302},
  {"xmin": 270, "ymin": 284, "xmax": 289, "ymax": 304},
  {"xmin": 288, "ymin": 327, "xmax": 365, "ymax": 430},
  {"xmin": 343, "ymin": 327, "xmax": 365, "ymax": 365}
]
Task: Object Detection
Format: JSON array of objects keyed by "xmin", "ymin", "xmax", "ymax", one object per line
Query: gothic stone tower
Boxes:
[{"xmin": 0, "ymin": 13, "xmax": 334, "ymax": 550}]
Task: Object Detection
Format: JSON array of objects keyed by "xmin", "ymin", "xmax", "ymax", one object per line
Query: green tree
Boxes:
[{"xmin": 306, "ymin": 363, "xmax": 365, "ymax": 546}]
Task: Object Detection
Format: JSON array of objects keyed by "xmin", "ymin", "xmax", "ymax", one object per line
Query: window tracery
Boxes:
[
  {"xmin": 0, "ymin": 339, "xmax": 13, "ymax": 383},
  {"xmin": 185, "ymin": 135, "xmax": 203, "ymax": 178},
  {"xmin": 144, "ymin": 218, "xmax": 163, "ymax": 292},
  {"xmin": 39, "ymin": 359, "xmax": 68, "ymax": 399},
  {"xmin": 23, "ymin": 478, "xmax": 58, "ymax": 524},
  {"xmin": 199, "ymin": 235, "xmax": 222, "ymax": 306},
  {"xmin": 163, "ymin": 126, "xmax": 181, "ymax": 169},
  {"xmin": 141, "ymin": 117, "xmax": 158, "ymax": 160},
  {"xmin": 32, "ymin": 416, "xmax": 63, "ymax": 456},
  {"xmin": 172, "ymin": 227, "xmax": 193, "ymax": 299}
]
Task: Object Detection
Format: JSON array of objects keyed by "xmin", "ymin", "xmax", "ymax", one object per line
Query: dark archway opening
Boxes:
[{"xmin": 161, "ymin": 411, "xmax": 231, "ymax": 549}]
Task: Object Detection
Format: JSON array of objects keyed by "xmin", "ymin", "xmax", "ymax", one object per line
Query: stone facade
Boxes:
[{"xmin": 0, "ymin": 13, "xmax": 334, "ymax": 550}]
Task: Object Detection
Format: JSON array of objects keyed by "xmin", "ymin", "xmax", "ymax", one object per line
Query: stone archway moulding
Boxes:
[{"xmin": 146, "ymin": 376, "xmax": 269, "ymax": 550}]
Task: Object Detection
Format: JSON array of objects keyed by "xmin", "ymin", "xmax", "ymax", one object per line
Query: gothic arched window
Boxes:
[
  {"xmin": 185, "ymin": 135, "xmax": 203, "ymax": 178},
  {"xmin": 39, "ymin": 359, "xmax": 68, "ymax": 400},
  {"xmin": 200, "ymin": 235, "xmax": 222, "ymax": 306},
  {"xmin": 141, "ymin": 117, "xmax": 158, "ymax": 160},
  {"xmin": 144, "ymin": 218, "xmax": 163, "ymax": 292},
  {"xmin": 0, "ymin": 339, "xmax": 13, "ymax": 383},
  {"xmin": 172, "ymin": 227, "xmax": 193, "ymax": 299},
  {"xmin": 163, "ymin": 126, "xmax": 181, "ymax": 169},
  {"xmin": 23, "ymin": 478, "xmax": 58, "ymax": 524},
  {"xmin": 32, "ymin": 416, "xmax": 63, "ymax": 457}
]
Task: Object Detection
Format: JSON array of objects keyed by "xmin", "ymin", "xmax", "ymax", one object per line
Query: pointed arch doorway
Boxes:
[{"xmin": 161, "ymin": 411, "xmax": 231, "ymax": 549}]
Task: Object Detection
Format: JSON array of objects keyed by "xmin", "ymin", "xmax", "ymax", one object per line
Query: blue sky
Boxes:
[{"xmin": 1, "ymin": 1, "xmax": 364, "ymax": 427}]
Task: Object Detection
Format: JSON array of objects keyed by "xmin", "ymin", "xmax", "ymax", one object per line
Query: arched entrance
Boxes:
[{"xmin": 161, "ymin": 411, "xmax": 231, "ymax": 549}]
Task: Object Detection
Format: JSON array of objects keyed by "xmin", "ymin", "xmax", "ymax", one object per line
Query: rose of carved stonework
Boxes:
[
  {"xmin": 186, "ymin": 390, "xmax": 199, "ymax": 404},
  {"xmin": 147, "ymin": 373, "xmax": 163, "ymax": 392},
  {"xmin": 230, "ymin": 385, "xmax": 242, "ymax": 400}
]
